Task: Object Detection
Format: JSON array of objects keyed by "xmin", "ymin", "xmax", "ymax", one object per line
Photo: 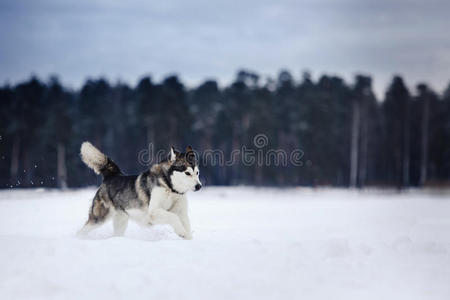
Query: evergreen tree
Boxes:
[
  {"xmin": 42, "ymin": 77, "xmax": 73, "ymax": 188},
  {"xmin": 383, "ymin": 76, "xmax": 412, "ymax": 188}
]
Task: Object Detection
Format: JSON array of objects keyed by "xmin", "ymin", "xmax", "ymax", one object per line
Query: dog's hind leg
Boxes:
[
  {"xmin": 113, "ymin": 210, "xmax": 129, "ymax": 236},
  {"xmin": 77, "ymin": 192, "xmax": 112, "ymax": 237},
  {"xmin": 77, "ymin": 220, "xmax": 101, "ymax": 236}
]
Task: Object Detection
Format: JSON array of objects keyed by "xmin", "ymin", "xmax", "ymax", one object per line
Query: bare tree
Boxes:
[
  {"xmin": 402, "ymin": 91, "xmax": 411, "ymax": 187},
  {"xmin": 418, "ymin": 84, "xmax": 430, "ymax": 186},
  {"xmin": 10, "ymin": 135, "xmax": 20, "ymax": 184},
  {"xmin": 57, "ymin": 142, "xmax": 67, "ymax": 189},
  {"xmin": 350, "ymin": 98, "xmax": 360, "ymax": 188}
]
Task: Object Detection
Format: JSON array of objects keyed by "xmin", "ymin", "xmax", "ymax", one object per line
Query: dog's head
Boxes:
[{"xmin": 167, "ymin": 146, "xmax": 202, "ymax": 193}]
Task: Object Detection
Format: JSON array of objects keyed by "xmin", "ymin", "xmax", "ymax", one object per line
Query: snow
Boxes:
[{"xmin": 0, "ymin": 187, "xmax": 450, "ymax": 300}]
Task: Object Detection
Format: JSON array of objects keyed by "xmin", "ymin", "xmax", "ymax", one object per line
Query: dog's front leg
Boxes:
[
  {"xmin": 149, "ymin": 208, "xmax": 187, "ymax": 238},
  {"xmin": 178, "ymin": 213, "xmax": 192, "ymax": 240},
  {"xmin": 170, "ymin": 196, "xmax": 192, "ymax": 239}
]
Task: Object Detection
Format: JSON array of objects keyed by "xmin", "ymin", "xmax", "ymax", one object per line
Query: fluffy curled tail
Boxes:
[{"xmin": 80, "ymin": 142, "xmax": 122, "ymax": 178}]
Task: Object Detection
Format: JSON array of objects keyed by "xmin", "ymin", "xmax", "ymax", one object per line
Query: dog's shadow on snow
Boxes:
[{"xmin": 75, "ymin": 224, "xmax": 183, "ymax": 242}]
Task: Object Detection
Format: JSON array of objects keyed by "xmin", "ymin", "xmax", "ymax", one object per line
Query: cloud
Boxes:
[{"xmin": 1, "ymin": 0, "xmax": 449, "ymax": 97}]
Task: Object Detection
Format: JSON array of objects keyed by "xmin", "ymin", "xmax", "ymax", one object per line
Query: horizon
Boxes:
[{"xmin": 2, "ymin": 69, "xmax": 448, "ymax": 101}]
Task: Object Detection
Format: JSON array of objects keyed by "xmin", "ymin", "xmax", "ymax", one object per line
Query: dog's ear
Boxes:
[
  {"xmin": 169, "ymin": 146, "xmax": 177, "ymax": 162},
  {"xmin": 185, "ymin": 146, "xmax": 197, "ymax": 165}
]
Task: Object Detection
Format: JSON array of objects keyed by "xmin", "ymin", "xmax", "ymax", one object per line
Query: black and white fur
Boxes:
[{"xmin": 77, "ymin": 142, "xmax": 202, "ymax": 239}]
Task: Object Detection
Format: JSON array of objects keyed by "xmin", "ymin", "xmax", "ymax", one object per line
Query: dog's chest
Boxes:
[{"xmin": 152, "ymin": 187, "xmax": 183, "ymax": 210}]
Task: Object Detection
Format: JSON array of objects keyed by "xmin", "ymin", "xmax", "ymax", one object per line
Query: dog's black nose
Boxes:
[{"xmin": 195, "ymin": 184, "xmax": 202, "ymax": 191}]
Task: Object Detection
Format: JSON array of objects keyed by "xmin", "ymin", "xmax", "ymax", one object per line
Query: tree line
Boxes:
[{"xmin": 0, "ymin": 70, "xmax": 449, "ymax": 189}]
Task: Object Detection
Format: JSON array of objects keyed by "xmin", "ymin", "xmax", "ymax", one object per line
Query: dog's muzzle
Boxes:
[{"xmin": 195, "ymin": 184, "xmax": 202, "ymax": 191}]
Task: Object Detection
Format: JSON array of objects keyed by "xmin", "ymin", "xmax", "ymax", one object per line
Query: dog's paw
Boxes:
[
  {"xmin": 76, "ymin": 228, "xmax": 88, "ymax": 238},
  {"xmin": 183, "ymin": 232, "xmax": 193, "ymax": 240},
  {"xmin": 177, "ymin": 230, "xmax": 193, "ymax": 240},
  {"xmin": 175, "ymin": 228, "xmax": 187, "ymax": 239}
]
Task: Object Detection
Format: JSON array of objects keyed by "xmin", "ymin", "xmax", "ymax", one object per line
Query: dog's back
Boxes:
[{"xmin": 78, "ymin": 142, "xmax": 148, "ymax": 236}]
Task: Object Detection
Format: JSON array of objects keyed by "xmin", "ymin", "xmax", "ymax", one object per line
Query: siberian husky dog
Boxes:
[{"xmin": 77, "ymin": 142, "xmax": 202, "ymax": 239}]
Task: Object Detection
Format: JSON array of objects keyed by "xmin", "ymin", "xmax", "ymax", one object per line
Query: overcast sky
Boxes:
[{"xmin": 1, "ymin": 0, "xmax": 449, "ymax": 97}]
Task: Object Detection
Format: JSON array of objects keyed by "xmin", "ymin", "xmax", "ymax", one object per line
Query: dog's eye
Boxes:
[
  {"xmin": 185, "ymin": 172, "xmax": 191, "ymax": 176},
  {"xmin": 196, "ymin": 171, "xmax": 199, "ymax": 175}
]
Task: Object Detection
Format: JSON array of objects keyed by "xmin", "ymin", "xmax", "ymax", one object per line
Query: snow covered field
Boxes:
[{"xmin": 0, "ymin": 187, "xmax": 449, "ymax": 300}]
